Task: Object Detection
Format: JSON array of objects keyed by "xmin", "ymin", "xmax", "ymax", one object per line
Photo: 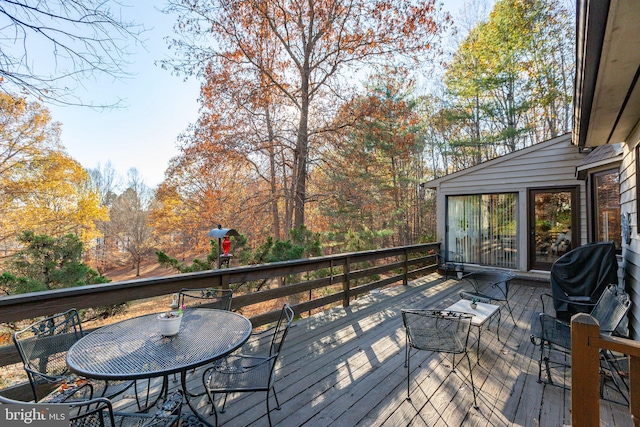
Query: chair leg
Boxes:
[
  {"xmin": 272, "ymin": 386, "xmax": 281, "ymax": 410},
  {"xmin": 27, "ymin": 376, "xmax": 39, "ymax": 402},
  {"xmin": 600, "ymin": 349, "xmax": 629, "ymax": 404},
  {"xmin": 465, "ymin": 351, "xmax": 478, "ymax": 409},
  {"xmin": 404, "ymin": 337, "xmax": 409, "ymax": 368},
  {"xmin": 505, "ymin": 301, "xmax": 515, "ymax": 323},
  {"xmin": 543, "ymin": 356, "xmax": 553, "ymax": 385},
  {"xmin": 406, "ymin": 345, "xmax": 411, "ymax": 401},
  {"xmin": 537, "ymin": 354, "xmax": 543, "ymax": 383},
  {"xmin": 134, "ymin": 377, "xmax": 166, "ymax": 412},
  {"xmin": 266, "ymin": 389, "xmax": 273, "ymax": 427},
  {"xmin": 220, "ymin": 393, "xmax": 228, "ymax": 413},
  {"xmin": 537, "ymin": 340, "xmax": 547, "ymax": 384},
  {"xmin": 205, "ymin": 389, "xmax": 219, "ymax": 427}
]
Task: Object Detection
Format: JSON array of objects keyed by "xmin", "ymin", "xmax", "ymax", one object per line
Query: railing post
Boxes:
[
  {"xmin": 330, "ymin": 259, "xmax": 334, "ymax": 287},
  {"xmin": 343, "ymin": 257, "xmax": 350, "ymax": 307},
  {"xmin": 571, "ymin": 313, "xmax": 601, "ymax": 427},
  {"xmin": 221, "ymin": 273, "xmax": 230, "ymax": 290},
  {"xmin": 403, "ymin": 248, "xmax": 409, "ymax": 286}
]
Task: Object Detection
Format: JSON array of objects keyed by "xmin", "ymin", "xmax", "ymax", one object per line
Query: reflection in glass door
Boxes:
[{"xmin": 529, "ymin": 188, "xmax": 578, "ymax": 270}]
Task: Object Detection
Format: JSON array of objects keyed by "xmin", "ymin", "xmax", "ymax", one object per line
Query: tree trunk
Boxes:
[
  {"xmin": 282, "ymin": 150, "xmax": 293, "ymax": 239},
  {"xmin": 293, "ymin": 65, "xmax": 310, "ymax": 230},
  {"xmin": 474, "ymin": 92, "xmax": 482, "ymax": 164},
  {"xmin": 266, "ymin": 108, "xmax": 280, "ymax": 240}
]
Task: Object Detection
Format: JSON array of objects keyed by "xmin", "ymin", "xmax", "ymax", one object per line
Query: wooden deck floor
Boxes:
[{"xmin": 115, "ymin": 273, "xmax": 633, "ymax": 426}]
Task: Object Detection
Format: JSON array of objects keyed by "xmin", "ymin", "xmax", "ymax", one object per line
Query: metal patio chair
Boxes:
[
  {"xmin": 436, "ymin": 250, "xmax": 465, "ymax": 280},
  {"xmin": 13, "ymin": 308, "xmax": 132, "ymax": 403},
  {"xmin": 530, "ymin": 284, "xmax": 631, "ymax": 401},
  {"xmin": 462, "ymin": 270, "xmax": 516, "ymax": 322},
  {"xmin": 178, "ymin": 288, "xmax": 233, "ymax": 311},
  {"xmin": 0, "ymin": 389, "xmax": 182, "ymax": 427},
  {"xmin": 202, "ymin": 304, "xmax": 294, "ymax": 427},
  {"xmin": 401, "ymin": 309, "xmax": 478, "ymax": 410}
]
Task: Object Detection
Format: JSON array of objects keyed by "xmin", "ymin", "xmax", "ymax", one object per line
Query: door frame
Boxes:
[{"xmin": 527, "ymin": 186, "xmax": 580, "ymax": 271}]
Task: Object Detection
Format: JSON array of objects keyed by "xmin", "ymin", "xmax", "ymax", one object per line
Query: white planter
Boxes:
[{"xmin": 157, "ymin": 312, "xmax": 183, "ymax": 336}]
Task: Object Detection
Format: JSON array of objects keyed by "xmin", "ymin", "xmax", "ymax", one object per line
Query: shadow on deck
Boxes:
[{"xmin": 114, "ymin": 273, "xmax": 633, "ymax": 426}]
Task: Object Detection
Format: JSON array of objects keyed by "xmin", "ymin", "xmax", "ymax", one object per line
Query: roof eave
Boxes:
[{"xmin": 572, "ymin": 0, "xmax": 610, "ymax": 148}]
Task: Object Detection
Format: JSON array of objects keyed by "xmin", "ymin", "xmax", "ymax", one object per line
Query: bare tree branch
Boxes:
[{"xmin": 0, "ymin": 0, "xmax": 145, "ymax": 106}]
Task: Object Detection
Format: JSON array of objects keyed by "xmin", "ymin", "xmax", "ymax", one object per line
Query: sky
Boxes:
[
  {"xmin": 47, "ymin": 2, "xmax": 200, "ymax": 188},
  {"xmin": 49, "ymin": 0, "xmax": 472, "ymax": 189}
]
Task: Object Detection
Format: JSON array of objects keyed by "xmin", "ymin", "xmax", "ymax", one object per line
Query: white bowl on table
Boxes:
[{"xmin": 157, "ymin": 312, "xmax": 183, "ymax": 336}]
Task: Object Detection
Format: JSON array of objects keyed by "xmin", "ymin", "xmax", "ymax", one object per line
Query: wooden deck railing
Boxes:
[
  {"xmin": 0, "ymin": 242, "xmax": 440, "ymax": 399},
  {"xmin": 572, "ymin": 313, "xmax": 640, "ymax": 427}
]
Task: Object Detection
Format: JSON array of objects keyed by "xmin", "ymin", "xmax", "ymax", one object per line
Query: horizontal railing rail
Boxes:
[
  {"xmin": 0, "ymin": 242, "xmax": 440, "ymax": 400},
  {"xmin": 571, "ymin": 313, "xmax": 640, "ymax": 427}
]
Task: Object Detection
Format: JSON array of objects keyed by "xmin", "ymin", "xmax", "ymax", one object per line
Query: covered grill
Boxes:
[{"xmin": 550, "ymin": 241, "xmax": 619, "ymax": 320}]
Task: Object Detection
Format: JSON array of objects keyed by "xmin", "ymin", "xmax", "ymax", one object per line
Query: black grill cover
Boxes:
[{"xmin": 550, "ymin": 241, "xmax": 618, "ymax": 318}]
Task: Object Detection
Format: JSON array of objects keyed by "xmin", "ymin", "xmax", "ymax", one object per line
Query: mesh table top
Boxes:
[{"xmin": 66, "ymin": 309, "xmax": 252, "ymax": 380}]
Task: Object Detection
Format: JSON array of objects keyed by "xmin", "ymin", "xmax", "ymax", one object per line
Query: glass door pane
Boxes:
[
  {"xmin": 529, "ymin": 188, "xmax": 577, "ymax": 270},
  {"xmin": 447, "ymin": 193, "xmax": 518, "ymax": 268}
]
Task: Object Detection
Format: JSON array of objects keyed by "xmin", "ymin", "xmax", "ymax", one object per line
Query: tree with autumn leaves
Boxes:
[
  {"xmin": 441, "ymin": 0, "xmax": 574, "ymax": 167},
  {"xmin": 317, "ymin": 69, "xmax": 429, "ymax": 248},
  {"xmin": 163, "ymin": 0, "xmax": 451, "ymax": 235},
  {"xmin": 0, "ymin": 0, "xmax": 577, "ymax": 288},
  {"xmin": 0, "ymin": 92, "xmax": 107, "ymax": 254},
  {"xmin": 152, "ymin": 0, "xmax": 573, "ymax": 255}
]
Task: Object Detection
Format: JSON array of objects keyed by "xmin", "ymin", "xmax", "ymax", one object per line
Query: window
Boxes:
[
  {"xmin": 593, "ymin": 169, "xmax": 621, "ymax": 249},
  {"xmin": 446, "ymin": 193, "xmax": 518, "ymax": 268}
]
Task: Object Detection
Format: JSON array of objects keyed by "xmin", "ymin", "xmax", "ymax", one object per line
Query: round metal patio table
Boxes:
[{"xmin": 66, "ymin": 308, "xmax": 252, "ymax": 426}]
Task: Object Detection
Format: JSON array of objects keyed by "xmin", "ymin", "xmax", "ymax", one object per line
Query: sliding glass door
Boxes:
[{"xmin": 446, "ymin": 193, "xmax": 518, "ymax": 268}]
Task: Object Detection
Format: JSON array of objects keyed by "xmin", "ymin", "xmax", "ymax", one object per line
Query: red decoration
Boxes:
[{"xmin": 222, "ymin": 236, "xmax": 231, "ymax": 255}]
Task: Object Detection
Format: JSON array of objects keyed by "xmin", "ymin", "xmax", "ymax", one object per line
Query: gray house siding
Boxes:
[
  {"xmin": 425, "ymin": 133, "xmax": 587, "ymax": 277},
  {"xmin": 620, "ymin": 126, "xmax": 639, "ymax": 339}
]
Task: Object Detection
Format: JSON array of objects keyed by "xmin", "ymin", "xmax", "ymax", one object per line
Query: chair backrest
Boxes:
[
  {"xmin": 179, "ymin": 288, "xmax": 233, "ymax": 310},
  {"xmin": 68, "ymin": 398, "xmax": 117, "ymax": 427},
  {"xmin": 269, "ymin": 304, "xmax": 295, "ymax": 358},
  {"xmin": 401, "ymin": 309, "xmax": 472, "ymax": 353},
  {"xmin": 13, "ymin": 308, "xmax": 83, "ymax": 396},
  {"xmin": 590, "ymin": 284, "xmax": 631, "ymax": 335},
  {"xmin": 459, "ymin": 291, "xmax": 491, "ymax": 304},
  {"xmin": 471, "ymin": 270, "xmax": 514, "ymax": 298}
]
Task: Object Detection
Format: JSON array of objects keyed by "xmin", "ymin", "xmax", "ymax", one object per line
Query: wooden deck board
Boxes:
[
  {"xmin": 482, "ymin": 285, "xmax": 540, "ymax": 427},
  {"xmin": 108, "ymin": 273, "xmax": 633, "ymax": 426},
  {"xmin": 508, "ymin": 289, "xmax": 546, "ymax": 427}
]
